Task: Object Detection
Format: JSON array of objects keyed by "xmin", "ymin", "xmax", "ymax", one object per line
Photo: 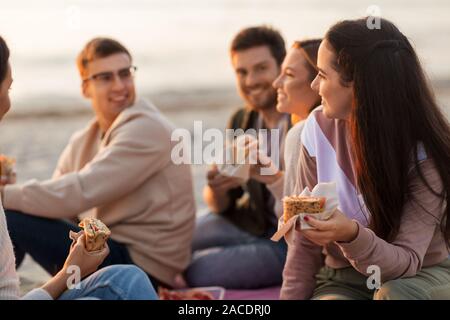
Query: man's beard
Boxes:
[{"xmin": 246, "ymin": 88, "xmax": 278, "ymax": 111}]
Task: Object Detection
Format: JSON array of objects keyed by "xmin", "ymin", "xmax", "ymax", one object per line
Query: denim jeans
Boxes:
[
  {"xmin": 58, "ymin": 265, "xmax": 158, "ymax": 300},
  {"xmin": 184, "ymin": 213, "xmax": 287, "ymax": 289},
  {"xmin": 5, "ymin": 210, "xmax": 164, "ymax": 288}
]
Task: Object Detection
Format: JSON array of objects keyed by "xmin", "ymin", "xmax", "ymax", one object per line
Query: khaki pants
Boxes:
[{"xmin": 311, "ymin": 258, "xmax": 450, "ymax": 300}]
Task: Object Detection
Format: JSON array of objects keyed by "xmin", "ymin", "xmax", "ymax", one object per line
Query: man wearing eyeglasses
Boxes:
[{"xmin": 1, "ymin": 38, "xmax": 196, "ymax": 289}]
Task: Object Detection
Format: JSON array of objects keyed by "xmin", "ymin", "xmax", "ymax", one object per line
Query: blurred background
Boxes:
[
  {"xmin": 1, "ymin": 0, "xmax": 449, "ymax": 115},
  {"xmin": 0, "ymin": 0, "xmax": 449, "ymax": 290}
]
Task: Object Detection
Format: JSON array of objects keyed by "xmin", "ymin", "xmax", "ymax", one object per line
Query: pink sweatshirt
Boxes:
[{"xmin": 280, "ymin": 108, "xmax": 449, "ymax": 300}]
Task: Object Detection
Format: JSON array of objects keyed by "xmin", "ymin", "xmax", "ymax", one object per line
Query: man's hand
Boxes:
[
  {"xmin": 207, "ymin": 164, "xmax": 242, "ymax": 195},
  {"xmin": 299, "ymin": 209, "xmax": 359, "ymax": 246},
  {"xmin": 203, "ymin": 164, "xmax": 242, "ymax": 213}
]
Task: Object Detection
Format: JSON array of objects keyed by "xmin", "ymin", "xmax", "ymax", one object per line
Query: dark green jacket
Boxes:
[{"xmin": 219, "ymin": 108, "xmax": 290, "ymax": 237}]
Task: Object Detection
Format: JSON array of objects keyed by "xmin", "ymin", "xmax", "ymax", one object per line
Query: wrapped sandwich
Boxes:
[
  {"xmin": 218, "ymin": 134, "xmax": 255, "ymax": 182},
  {"xmin": 78, "ymin": 218, "xmax": 111, "ymax": 252},
  {"xmin": 0, "ymin": 154, "xmax": 16, "ymax": 183},
  {"xmin": 272, "ymin": 183, "xmax": 338, "ymax": 244},
  {"xmin": 282, "ymin": 195, "xmax": 326, "ymax": 223}
]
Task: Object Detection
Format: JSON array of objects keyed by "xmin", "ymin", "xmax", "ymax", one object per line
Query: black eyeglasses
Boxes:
[{"xmin": 83, "ymin": 66, "xmax": 137, "ymax": 84}]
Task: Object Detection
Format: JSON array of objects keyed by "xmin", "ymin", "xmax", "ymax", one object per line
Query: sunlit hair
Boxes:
[
  {"xmin": 77, "ymin": 37, "xmax": 132, "ymax": 78},
  {"xmin": 0, "ymin": 35, "xmax": 10, "ymax": 84},
  {"xmin": 292, "ymin": 39, "xmax": 321, "ymax": 81},
  {"xmin": 230, "ymin": 25, "xmax": 286, "ymax": 66},
  {"xmin": 326, "ymin": 17, "xmax": 450, "ymax": 246},
  {"xmin": 292, "ymin": 39, "xmax": 322, "ymax": 111}
]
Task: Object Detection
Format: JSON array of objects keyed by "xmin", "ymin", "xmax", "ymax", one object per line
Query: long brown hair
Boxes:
[
  {"xmin": 293, "ymin": 39, "xmax": 322, "ymax": 111},
  {"xmin": 326, "ymin": 18, "xmax": 450, "ymax": 245}
]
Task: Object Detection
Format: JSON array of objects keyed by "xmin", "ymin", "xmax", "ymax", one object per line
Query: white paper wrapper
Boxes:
[
  {"xmin": 218, "ymin": 162, "xmax": 250, "ymax": 182},
  {"xmin": 218, "ymin": 134, "xmax": 256, "ymax": 182},
  {"xmin": 68, "ymin": 230, "xmax": 106, "ymax": 255},
  {"xmin": 271, "ymin": 182, "xmax": 339, "ymax": 246}
]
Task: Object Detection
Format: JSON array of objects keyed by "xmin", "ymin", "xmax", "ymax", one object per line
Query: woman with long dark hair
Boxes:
[{"xmin": 281, "ymin": 18, "xmax": 450, "ymax": 300}]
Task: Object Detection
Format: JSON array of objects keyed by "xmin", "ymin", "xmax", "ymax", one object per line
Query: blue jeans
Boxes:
[
  {"xmin": 5, "ymin": 210, "xmax": 165, "ymax": 288},
  {"xmin": 58, "ymin": 265, "xmax": 158, "ymax": 300},
  {"xmin": 184, "ymin": 213, "xmax": 287, "ymax": 289}
]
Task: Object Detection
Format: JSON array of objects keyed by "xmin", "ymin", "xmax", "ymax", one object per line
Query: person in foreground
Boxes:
[
  {"xmin": 281, "ymin": 18, "xmax": 450, "ymax": 300},
  {"xmin": 1, "ymin": 37, "xmax": 195, "ymax": 289},
  {"xmin": 0, "ymin": 35, "xmax": 157, "ymax": 300}
]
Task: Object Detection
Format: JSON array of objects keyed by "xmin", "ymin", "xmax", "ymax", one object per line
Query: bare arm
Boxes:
[{"xmin": 40, "ymin": 234, "xmax": 109, "ymax": 299}]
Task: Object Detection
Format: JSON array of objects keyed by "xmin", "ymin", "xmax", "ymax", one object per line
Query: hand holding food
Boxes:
[
  {"xmin": 301, "ymin": 209, "xmax": 359, "ymax": 245},
  {"xmin": 63, "ymin": 233, "xmax": 110, "ymax": 278},
  {"xmin": 77, "ymin": 217, "xmax": 111, "ymax": 252},
  {"xmin": 207, "ymin": 164, "xmax": 242, "ymax": 194},
  {"xmin": 0, "ymin": 154, "xmax": 16, "ymax": 185},
  {"xmin": 42, "ymin": 233, "xmax": 110, "ymax": 299},
  {"xmin": 247, "ymin": 145, "xmax": 282, "ymax": 185},
  {"xmin": 271, "ymin": 182, "xmax": 340, "ymax": 245}
]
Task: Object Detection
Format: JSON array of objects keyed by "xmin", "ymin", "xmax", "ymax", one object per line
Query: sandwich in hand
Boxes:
[
  {"xmin": 0, "ymin": 154, "xmax": 16, "ymax": 184},
  {"xmin": 78, "ymin": 218, "xmax": 111, "ymax": 252},
  {"xmin": 282, "ymin": 195, "xmax": 326, "ymax": 223}
]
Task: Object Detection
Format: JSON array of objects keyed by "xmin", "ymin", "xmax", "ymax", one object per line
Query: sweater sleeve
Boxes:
[
  {"xmin": 21, "ymin": 288, "xmax": 53, "ymax": 300},
  {"xmin": 280, "ymin": 144, "xmax": 324, "ymax": 300},
  {"xmin": 266, "ymin": 173, "xmax": 284, "ymax": 218},
  {"xmin": 270, "ymin": 121, "xmax": 306, "ymax": 218},
  {"xmin": 336, "ymin": 159, "xmax": 447, "ymax": 281},
  {"xmin": 0, "ymin": 205, "xmax": 21, "ymax": 300},
  {"xmin": 3, "ymin": 113, "xmax": 172, "ymax": 219},
  {"xmin": 51, "ymin": 137, "xmax": 74, "ymax": 180}
]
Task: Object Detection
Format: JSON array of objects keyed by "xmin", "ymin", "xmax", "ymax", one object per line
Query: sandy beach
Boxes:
[{"xmin": 1, "ymin": 86, "xmax": 449, "ymax": 295}]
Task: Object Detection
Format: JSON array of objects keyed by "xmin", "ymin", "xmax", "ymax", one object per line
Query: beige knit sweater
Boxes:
[
  {"xmin": 0, "ymin": 204, "xmax": 20, "ymax": 299},
  {"xmin": 3, "ymin": 99, "xmax": 196, "ymax": 286},
  {"xmin": 0, "ymin": 205, "xmax": 52, "ymax": 300}
]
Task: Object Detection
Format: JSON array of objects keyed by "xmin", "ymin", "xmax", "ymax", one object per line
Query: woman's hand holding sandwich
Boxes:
[
  {"xmin": 64, "ymin": 233, "xmax": 109, "ymax": 278},
  {"xmin": 41, "ymin": 233, "xmax": 109, "ymax": 299},
  {"xmin": 298, "ymin": 209, "xmax": 359, "ymax": 246}
]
